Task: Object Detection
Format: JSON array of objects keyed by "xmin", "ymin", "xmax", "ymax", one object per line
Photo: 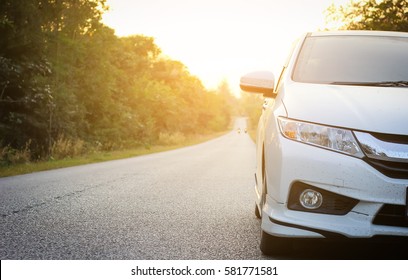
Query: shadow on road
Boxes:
[{"xmin": 274, "ymin": 239, "xmax": 408, "ymax": 260}]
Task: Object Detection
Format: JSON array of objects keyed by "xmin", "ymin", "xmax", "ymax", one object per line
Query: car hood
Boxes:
[{"xmin": 282, "ymin": 82, "xmax": 408, "ymax": 135}]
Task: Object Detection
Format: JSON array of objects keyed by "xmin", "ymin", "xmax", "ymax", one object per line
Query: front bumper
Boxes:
[
  {"xmin": 262, "ymin": 197, "xmax": 408, "ymax": 238},
  {"xmin": 262, "ymin": 136, "xmax": 408, "ymax": 238}
]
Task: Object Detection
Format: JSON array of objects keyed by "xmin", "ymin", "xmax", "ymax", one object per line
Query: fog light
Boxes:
[{"xmin": 299, "ymin": 189, "xmax": 323, "ymax": 209}]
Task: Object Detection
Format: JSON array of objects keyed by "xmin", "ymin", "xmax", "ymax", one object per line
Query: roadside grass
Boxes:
[{"xmin": 0, "ymin": 132, "xmax": 226, "ymax": 178}]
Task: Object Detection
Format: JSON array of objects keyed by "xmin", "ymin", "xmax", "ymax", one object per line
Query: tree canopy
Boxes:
[
  {"xmin": 1, "ymin": 0, "xmax": 235, "ymax": 163},
  {"xmin": 325, "ymin": 0, "xmax": 408, "ymax": 31}
]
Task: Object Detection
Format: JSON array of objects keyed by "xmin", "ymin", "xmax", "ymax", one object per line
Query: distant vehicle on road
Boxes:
[
  {"xmin": 241, "ymin": 31, "xmax": 408, "ymax": 255},
  {"xmin": 237, "ymin": 127, "xmax": 248, "ymax": 134}
]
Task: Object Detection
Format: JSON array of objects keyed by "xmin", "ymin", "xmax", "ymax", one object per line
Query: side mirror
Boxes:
[{"xmin": 240, "ymin": 71, "xmax": 275, "ymax": 97}]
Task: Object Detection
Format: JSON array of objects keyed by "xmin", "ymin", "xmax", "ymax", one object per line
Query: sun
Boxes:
[{"xmin": 102, "ymin": 0, "xmax": 350, "ymax": 94}]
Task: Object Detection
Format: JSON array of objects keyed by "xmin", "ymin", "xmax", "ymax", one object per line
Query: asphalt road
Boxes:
[
  {"xmin": 1, "ymin": 117, "xmax": 265, "ymax": 259},
  {"xmin": 1, "ymin": 117, "xmax": 407, "ymax": 260}
]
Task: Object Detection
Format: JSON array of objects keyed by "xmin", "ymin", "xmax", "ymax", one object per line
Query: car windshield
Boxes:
[{"xmin": 292, "ymin": 35, "xmax": 408, "ymax": 86}]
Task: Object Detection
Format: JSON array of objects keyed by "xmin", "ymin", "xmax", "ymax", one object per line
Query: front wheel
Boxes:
[{"xmin": 260, "ymin": 230, "xmax": 293, "ymax": 255}]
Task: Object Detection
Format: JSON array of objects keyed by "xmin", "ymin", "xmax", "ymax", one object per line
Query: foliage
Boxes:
[
  {"xmin": 0, "ymin": 131, "xmax": 224, "ymax": 178},
  {"xmin": 50, "ymin": 135, "xmax": 85, "ymax": 160},
  {"xmin": 0, "ymin": 140, "xmax": 31, "ymax": 166},
  {"xmin": 0, "ymin": 0, "xmax": 235, "ymax": 163},
  {"xmin": 238, "ymin": 92, "xmax": 263, "ymax": 130},
  {"xmin": 325, "ymin": 0, "xmax": 408, "ymax": 31}
]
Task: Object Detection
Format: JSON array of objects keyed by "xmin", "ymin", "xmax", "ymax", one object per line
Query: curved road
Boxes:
[{"xmin": 1, "ymin": 117, "xmax": 264, "ymax": 259}]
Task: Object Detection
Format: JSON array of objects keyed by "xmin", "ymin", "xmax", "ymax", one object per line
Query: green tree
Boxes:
[
  {"xmin": 0, "ymin": 0, "xmax": 52, "ymax": 156},
  {"xmin": 325, "ymin": 0, "xmax": 408, "ymax": 31},
  {"xmin": 42, "ymin": 0, "xmax": 109, "ymax": 144},
  {"xmin": 1, "ymin": 1, "xmax": 235, "ymax": 163},
  {"xmin": 239, "ymin": 92, "xmax": 263, "ymax": 129},
  {"xmin": 215, "ymin": 80, "xmax": 236, "ymax": 128},
  {"xmin": 0, "ymin": 0, "xmax": 109, "ymax": 157}
]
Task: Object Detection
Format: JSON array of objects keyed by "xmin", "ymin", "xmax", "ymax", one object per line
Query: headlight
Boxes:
[{"xmin": 278, "ymin": 117, "xmax": 364, "ymax": 158}]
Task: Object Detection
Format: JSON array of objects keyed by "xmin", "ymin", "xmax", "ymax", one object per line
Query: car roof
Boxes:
[{"xmin": 309, "ymin": 30, "xmax": 408, "ymax": 38}]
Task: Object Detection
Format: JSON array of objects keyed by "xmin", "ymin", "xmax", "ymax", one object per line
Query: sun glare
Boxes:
[{"xmin": 103, "ymin": 0, "xmax": 349, "ymax": 94}]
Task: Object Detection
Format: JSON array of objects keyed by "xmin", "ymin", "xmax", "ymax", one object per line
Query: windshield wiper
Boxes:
[{"xmin": 331, "ymin": 81, "xmax": 408, "ymax": 87}]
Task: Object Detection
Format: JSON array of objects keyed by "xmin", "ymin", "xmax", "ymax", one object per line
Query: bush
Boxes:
[
  {"xmin": 0, "ymin": 140, "xmax": 31, "ymax": 165},
  {"xmin": 158, "ymin": 132, "xmax": 186, "ymax": 145},
  {"xmin": 50, "ymin": 135, "xmax": 84, "ymax": 159}
]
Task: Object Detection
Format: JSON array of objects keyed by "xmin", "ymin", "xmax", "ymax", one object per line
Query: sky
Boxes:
[{"xmin": 102, "ymin": 0, "xmax": 349, "ymax": 95}]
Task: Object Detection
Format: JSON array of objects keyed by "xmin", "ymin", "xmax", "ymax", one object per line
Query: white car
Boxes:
[{"xmin": 240, "ymin": 31, "xmax": 408, "ymax": 255}]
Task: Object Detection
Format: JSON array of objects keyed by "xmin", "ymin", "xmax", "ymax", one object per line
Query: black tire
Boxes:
[
  {"xmin": 255, "ymin": 204, "xmax": 261, "ymax": 219},
  {"xmin": 260, "ymin": 230, "xmax": 292, "ymax": 255}
]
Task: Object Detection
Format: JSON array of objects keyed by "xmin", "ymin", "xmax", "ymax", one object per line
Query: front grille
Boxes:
[
  {"xmin": 373, "ymin": 204, "xmax": 408, "ymax": 228},
  {"xmin": 365, "ymin": 158, "xmax": 408, "ymax": 179},
  {"xmin": 357, "ymin": 132, "xmax": 408, "ymax": 179},
  {"xmin": 371, "ymin": 132, "xmax": 408, "ymax": 145}
]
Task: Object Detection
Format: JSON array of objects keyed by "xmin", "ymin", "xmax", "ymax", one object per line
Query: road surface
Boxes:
[
  {"xmin": 1, "ymin": 117, "xmax": 407, "ymax": 259},
  {"xmin": 1, "ymin": 118, "xmax": 264, "ymax": 259}
]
